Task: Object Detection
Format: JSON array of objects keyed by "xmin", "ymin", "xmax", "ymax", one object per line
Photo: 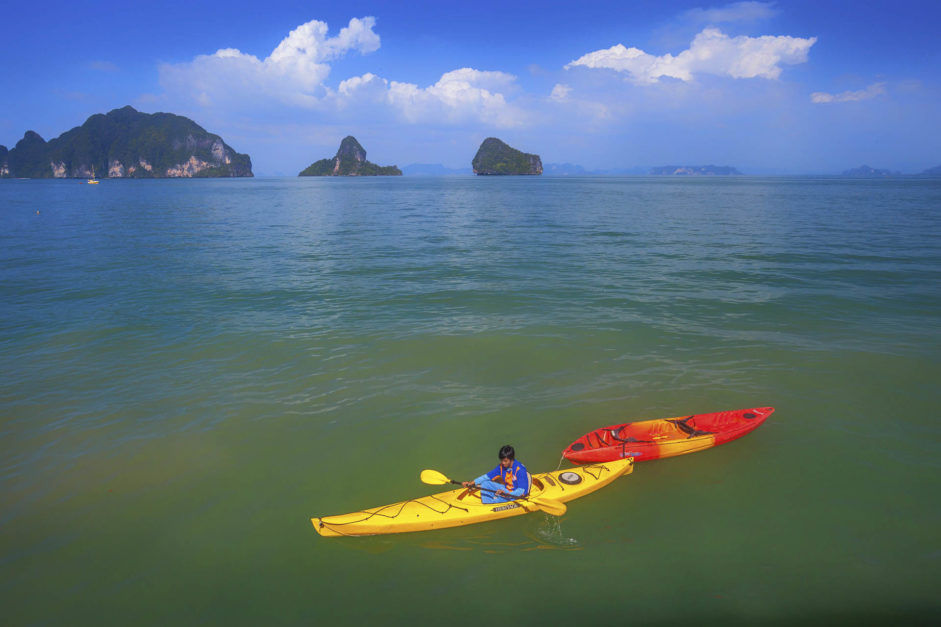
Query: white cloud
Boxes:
[
  {"xmin": 810, "ymin": 82, "xmax": 887, "ymax": 104},
  {"xmin": 565, "ymin": 27, "xmax": 816, "ymax": 84},
  {"xmin": 159, "ymin": 17, "xmax": 379, "ymax": 108},
  {"xmin": 338, "ymin": 72, "xmax": 388, "ymax": 99},
  {"xmin": 340, "ymin": 68, "xmax": 526, "ymax": 127},
  {"xmin": 268, "ymin": 17, "xmax": 379, "ymax": 65},
  {"xmin": 682, "ymin": 1, "xmax": 779, "ymax": 25},
  {"xmin": 551, "ymin": 84, "xmax": 572, "ymax": 100},
  {"xmin": 159, "ymin": 18, "xmax": 525, "ymax": 128}
]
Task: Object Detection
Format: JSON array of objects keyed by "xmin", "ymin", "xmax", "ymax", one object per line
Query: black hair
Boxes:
[{"xmin": 498, "ymin": 445, "xmax": 515, "ymax": 460}]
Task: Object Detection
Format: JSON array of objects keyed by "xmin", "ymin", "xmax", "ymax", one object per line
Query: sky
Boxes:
[{"xmin": 1, "ymin": 0, "xmax": 939, "ymax": 175}]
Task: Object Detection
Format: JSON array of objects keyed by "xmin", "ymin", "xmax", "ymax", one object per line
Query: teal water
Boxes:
[{"xmin": 1, "ymin": 176, "xmax": 939, "ymax": 625}]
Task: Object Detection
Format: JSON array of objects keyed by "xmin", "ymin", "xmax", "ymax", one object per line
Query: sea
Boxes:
[{"xmin": 1, "ymin": 176, "xmax": 939, "ymax": 625}]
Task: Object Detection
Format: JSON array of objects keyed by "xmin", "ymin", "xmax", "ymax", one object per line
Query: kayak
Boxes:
[
  {"xmin": 563, "ymin": 406, "xmax": 774, "ymax": 464},
  {"xmin": 312, "ymin": 458, "xmax": 633, "ymax": 537}
]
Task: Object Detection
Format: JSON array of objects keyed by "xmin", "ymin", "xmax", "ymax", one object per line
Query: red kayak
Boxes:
[{"xmin": 563, "ymin": 407, "xmax": 774, "ymax": 464}]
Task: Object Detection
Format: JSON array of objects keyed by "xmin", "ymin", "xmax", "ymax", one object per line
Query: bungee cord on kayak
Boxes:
[{"xmin": 316, "ymin": 493, "xmax": 472, "ymax": 536}]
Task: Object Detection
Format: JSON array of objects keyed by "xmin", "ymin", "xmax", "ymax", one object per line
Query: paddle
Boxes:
[{"xmin": 420, "ymin": 469, "xmax": 567, "ymax": 517}]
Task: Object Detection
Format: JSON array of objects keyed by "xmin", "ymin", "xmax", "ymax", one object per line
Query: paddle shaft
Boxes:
[
  {"xmin": 419, "ymin": 468, "xmax": 565, "ymax": 515},
  {"xmin": 453, "ymin": 479, "xmax": 532, "ymax": 505}
]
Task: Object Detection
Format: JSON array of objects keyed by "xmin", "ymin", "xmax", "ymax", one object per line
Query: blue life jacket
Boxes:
[{"xmin": 477, "ymin": 460, "xmax": 530, "ymax": 496}]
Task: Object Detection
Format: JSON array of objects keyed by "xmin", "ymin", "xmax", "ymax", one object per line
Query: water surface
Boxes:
[{"xmin": 1, "ymin": 176, "xmax": 939, "ymax": 624}]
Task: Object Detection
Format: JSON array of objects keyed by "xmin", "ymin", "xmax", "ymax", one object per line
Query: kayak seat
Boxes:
[
  {"xmin": 609, "ymin": 426, "xmax": 654, "ymax": 444},
  {"xmin": 457, "ymin": 488, "xmax": 480, "ymax": 501},
  {"xmin": 531, "ymin": 477, "xmax": 543, "ymax": 492},
  {"xmin": 667, "ymin": 416, "xmax": 715, "ymax": 438}
]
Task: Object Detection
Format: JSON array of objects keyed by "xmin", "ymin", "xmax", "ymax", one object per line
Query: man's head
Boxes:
[{"xmin": 499, "ymin": 445, "xmax": 515, "ymax": 468}]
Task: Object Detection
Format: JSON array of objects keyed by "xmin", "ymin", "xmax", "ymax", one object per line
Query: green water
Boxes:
[{"xmin": 1, "ymin": 177, "xmax": 939, "ymax": 624}]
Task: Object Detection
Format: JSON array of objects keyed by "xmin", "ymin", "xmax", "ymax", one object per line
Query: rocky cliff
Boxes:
[
  {"xmin": 472, "ymin": 138, "xmax": 542, "ymax": 175},
  {"xmin": 298, "ymin": 136, "xmax": 402, "ymax": 176},
  {"xmin": 0, "ymin": 106, "xmax": 252, "ymax": 178}
]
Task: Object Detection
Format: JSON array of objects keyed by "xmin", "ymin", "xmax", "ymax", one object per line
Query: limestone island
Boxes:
[
  {"xmin": 298, "ymin": 136, "xmax": 402, "ymax": 176},
  {"xmin": 472, "ymin": 138, "xmax": 542, "ymax": 175},
  {"xmin": 0, "ymin": 106, "xmax": 252, "ymax": 178},
  {"xmin": 650, "ymin": 165, "xmax": 742, "ymax": 176}
]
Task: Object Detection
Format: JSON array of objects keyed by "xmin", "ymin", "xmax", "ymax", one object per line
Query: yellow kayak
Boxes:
[{"xmin": 312, "ymin": 458, "xmax": 633, "ymax": 537}]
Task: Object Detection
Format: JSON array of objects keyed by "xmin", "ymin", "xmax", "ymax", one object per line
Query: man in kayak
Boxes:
[{"xmin": 462, "ymin": 445, "xmax": 530, "ymax": 504}]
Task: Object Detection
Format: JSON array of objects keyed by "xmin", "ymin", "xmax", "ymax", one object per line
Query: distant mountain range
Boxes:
[
  {"xmin": 0, "ymin": 106, "xmax": 252, "ymax": 178},
  {"xmin": 838, "ymin": 164, "xmax": 941, "ymax": 177},
  {"xmin": 402, "ymin": 162, "xmax": 941, "ymax": 178},
  {"xmin": 841, "ymin": 165, "xmax": 901, "ymax": 177},
  {"xmin": 399, "ymin": 163, "xmax": 740, "ymax": 176},
  {"xmin": 649, "ymin": 165, "xmax": 742, "ymax": 176},
  {"xmin": 535, "ymin": 164, "xmax": 741, "ymax": 176}
]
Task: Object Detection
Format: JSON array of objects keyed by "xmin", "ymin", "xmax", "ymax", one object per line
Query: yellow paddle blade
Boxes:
[
  {"xmin": 420, "ymin": 469, "xmax": 451, "ymax": 485},
  {"xmin": 527, "ymin": 496, "xmax": 566, "ymax": 517}
]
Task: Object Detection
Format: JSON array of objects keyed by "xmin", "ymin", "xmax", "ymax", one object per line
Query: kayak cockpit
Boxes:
[{"xmin": 456, "ymin": 476, "xmax": 546, "ymax": 501}]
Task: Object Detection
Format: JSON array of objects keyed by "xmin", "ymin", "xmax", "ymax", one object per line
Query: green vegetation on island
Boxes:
[
  {"xmin": 299, "ymin": 136, "xmax": 402, "ymax": 176},
  {"xmin": 472, "ymin": 138, "xmax": 542, "ymax": 175},
  {"xmin": 0, "ymin": 106, "xmax": 252, "ymax": 178}
]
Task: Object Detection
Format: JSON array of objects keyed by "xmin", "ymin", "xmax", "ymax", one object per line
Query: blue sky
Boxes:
[{"xmin": 1, "ymin": 0, "xmax": 938, "ymax": 175}]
